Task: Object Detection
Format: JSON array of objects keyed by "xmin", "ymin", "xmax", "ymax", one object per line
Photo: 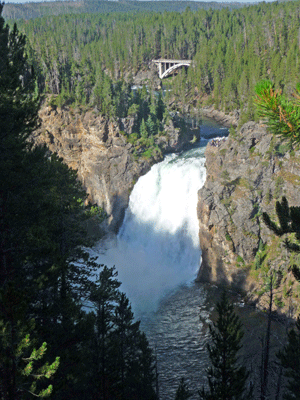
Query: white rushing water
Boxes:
[
  {"xmin": 94, "ymin": 119, "xmax": 229, "ymax": 398},
  {"xmin": 96, "ymin": 142, "xmax": 207, "ymax": 315}
]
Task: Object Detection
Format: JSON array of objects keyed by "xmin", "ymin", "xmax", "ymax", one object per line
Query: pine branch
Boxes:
[{"xmin": 255, "ymin": 80, "xmax": 300, "ymax": 142}]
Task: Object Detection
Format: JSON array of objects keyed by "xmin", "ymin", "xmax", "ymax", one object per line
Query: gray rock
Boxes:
[
  {"xmin": 35, "ymin": 101, "xmax": 199, "ymax": 234},
  {"xmin": 197, "ymin": 120, "xmax": 300, "ymax": 313}
]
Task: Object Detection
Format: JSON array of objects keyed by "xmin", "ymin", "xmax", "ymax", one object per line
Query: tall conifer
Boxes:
[
  {"xmin": 0, "ymin": 5, "xmax": 62, "ymax": 397},
  {"xmin": 199, "ymin": 292, "xmax": 252, "ymax": 400},
  {"xmin": 277, "ymin": 318, "xmax": 300, "ymax": 400}
]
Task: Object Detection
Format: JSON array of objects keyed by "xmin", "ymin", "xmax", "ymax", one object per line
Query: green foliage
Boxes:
[
  {"xmin": 88, "ymin": 266, "xmax": 157, "ymax": 400},
  {"xmin": 275, "ymin": 141, "xmax": 292, "ymax": 156},
  {"xmin": 277, "ymin": 318, "xmax": 300, "ymax": 400},
  {"xmin": 274, "ymin": 296, "xmax": 284, "ymax": 308},
  {"xmin": 225, "ymin": 233, "xmax": 232, "ymax": 242},
  {"xmin": 221, "ymin": 170, "xmax": 230, "ymax": 181},
  {"xmin": 229, "ymin": 124, "xmax": 237, "ymax": 138},
  {"xmin": 199, "ymin": 292, "xmax": 252, "ymax": 400},
  {"xmin": 110, "ymin": 86, "xmax": 168, "ymax": 161},
  {"xmin": 236, "ymin": 255, "xmax": 245, "ymax": 265},
  {"xmin": 84, "ymin": 204, "xmax": 107, "ymax": 222},
  {"xmin": 253, "ymin": 241, "xmax": 267, "ymax": 270},
  {"xmin": 190, "ymin": 134, "xmax": 197, "ymax": 144},
  {"xmin": 127, "ymin": 132, "xmax": 139, "ymax": 144},
  {"xmin": 8, "ymin": 0, "xmax": 300, "ymax": 120},
  {"xmin": 127, "ymin": 103, "xmax": 140, "ymax": 117},
  {"xmin": 20, "ymin": 337, "xmax": 59, "ymax": 398},
  {"xmin": 255, "ymin": 80, "xmax": 300, "ymax": 142},
  {"xmin": 3, "ymin": 1, "xmax": 245, "ymax": 20},
  {"xmin": 141, "ymin": 148, "xmax": 154, "ymax": 159},
  {"xmin": 140, "ymin": 118, "xmax": 149, "ymax": 138},
  {"xmin": 0, "ymin": 287, "xmax": 59, "ymax": 399}
]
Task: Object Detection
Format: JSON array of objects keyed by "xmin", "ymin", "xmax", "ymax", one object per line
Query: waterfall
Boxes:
[
  {"xmin": 94, "ymin": 119, "xmax": 229, "ymax": 399},
  {"xmin": 96, "ymin": 142, "xmax": 207, "ymax": 315}
]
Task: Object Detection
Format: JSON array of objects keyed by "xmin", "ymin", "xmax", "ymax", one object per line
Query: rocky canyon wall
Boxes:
[
  {"xmin": 34, "ymin": 102, "xmax": 198, "ymax": 233},
  {"xmin": 197, "ymin": 121, "xmax": 300, "ymax": 314}
]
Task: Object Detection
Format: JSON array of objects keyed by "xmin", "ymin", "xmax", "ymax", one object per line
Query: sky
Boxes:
[{"xmin": 5, "ymin": 0, "xmax": 272, "ymax": 4}]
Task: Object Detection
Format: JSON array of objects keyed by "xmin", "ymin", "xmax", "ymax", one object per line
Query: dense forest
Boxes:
[
  {"xmin": 2, "ymin": 0, "xmax": 246, "ymax": 21},
  {"xmin": 5, "ymin": 0, "xmax": 300, "ymax": 123}
]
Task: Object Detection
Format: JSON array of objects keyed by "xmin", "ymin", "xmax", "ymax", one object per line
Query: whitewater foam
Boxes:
[{"xmin": 95, "ymin": 144, "xmax": 207, "ymax": 314}]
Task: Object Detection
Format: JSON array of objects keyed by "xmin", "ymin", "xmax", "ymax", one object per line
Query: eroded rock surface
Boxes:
[
  {"xmin": 197, "ymin": 121, "xmax": 300, "ymax": 313},
  {"xmin": 34, "ymin": 102, "xmax": 198, "ymax": 233},
  {"xmin": 201, "ymin": 106, "xmax": 240, "ymax": 127}
]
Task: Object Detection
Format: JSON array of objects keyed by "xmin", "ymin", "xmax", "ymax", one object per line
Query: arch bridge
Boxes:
[{"xmin": 152, "ymin": 59, "xmax": 192, "ymax": 79}]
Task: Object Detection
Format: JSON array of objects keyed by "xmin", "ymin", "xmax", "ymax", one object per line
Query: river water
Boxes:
[{"xmin": 95, "ymin": 118, "xmax": 228, "ymax": 399}]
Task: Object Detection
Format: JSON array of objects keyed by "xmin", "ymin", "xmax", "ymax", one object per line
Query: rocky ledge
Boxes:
[
  {"xmin": 200, "ymin": 106, "xmax": 240, "ymax": 128},
  {"xmin": 197, "ymin": 121, "xmax": 300, "ymax": 315},
  {"xmin": 34, "ymin": 102, "xmax": 199, "ymax": 234}
]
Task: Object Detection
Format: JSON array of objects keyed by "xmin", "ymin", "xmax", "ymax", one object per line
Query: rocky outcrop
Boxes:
[
  {"xmin": 197, "ymin": 121, "xmax": 300, "ymax": 313},
  {"xmin": 34, "ymin": 102, "xmax": 198, "ymax": 233},
  {"xmin": 200, "ymin": 106, "xmax": 240, "ymax": 127}
]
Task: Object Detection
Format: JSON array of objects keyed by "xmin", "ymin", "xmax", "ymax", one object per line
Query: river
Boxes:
[{"xmin": 94, "ymin": 117, "xmax": 228, "ymax": 399}]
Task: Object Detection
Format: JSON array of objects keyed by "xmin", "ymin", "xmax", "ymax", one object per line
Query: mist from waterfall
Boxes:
[
  {"xmin": 95, "ymin": 142, "xmax": 207, "ymax": 315},
  {"xmin": 94, "ymin": 119, "xmax": 228, "ymax": 399}
]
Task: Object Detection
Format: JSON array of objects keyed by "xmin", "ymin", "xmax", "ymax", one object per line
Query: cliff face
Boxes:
[
  {"xmin": 35, "ymin": 103, "xmax": 198, "ymax": 233},
  {"xmin": 197, "ymin": 121, "xmax": 300, "ymax": 312}
]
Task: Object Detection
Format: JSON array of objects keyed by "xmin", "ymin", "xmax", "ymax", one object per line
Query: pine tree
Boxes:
[
  {"xmin": 146, "ymin": 114, "xmax": 157, "ymax": 136},
  {"xmin": 259, "ymin": 272, "xmax": 278, "ymax": 400},
  {"xmin": 88, "ymin": 265, "xmax": 122, "ymax": 400},
  {"xmin": 138, "ymin": 85, "xmax": 150, "ymax": 121},
  {"xmin": 0, "ymin": 7, "xmax": 100, "ymax": 398},
  {"xmin": 199, "ymin": 292, "xmax": 251, "ymax": 400},
  {"xmin": 20, "ymin": 338, "xmax": 59, "ymax": 398},
  {"xmin": 156, "ymin": 90, "xmax": 165, "ymax": 122},
  {"xmin": 111, "ymin": 293, "xmax": 141, "ymax": 399},
  {"xmin": 0, "ymin": 7, "xmax": 63, "ymax": 397},
  {"xmin": 277, "ymin": 317, "xmax": 300, "ymax": 400},
  {"xmin": 140, "ymin": 118, "xmax": 149, "ymax": 138},
  {"xmin": 87, "ymin": 268, "xmax": 157, "ymax": 400},
  {"xmin": 0, "ymin": 2, "xmax": 40, "ymax": 286},
  {"xmin": 111, "ymin": 292, "xmax": 157, "ymax": 400},
  {"xmin": 0, "ymin": 285, "xmax": 59, "ymax": 400},
  {"xmin": 132, "ymin": 332, "xmax": 157, "ymax": 400},
  {"xmin": 175, "ymin": 378, "xmax": 192, "ymax": 400}
]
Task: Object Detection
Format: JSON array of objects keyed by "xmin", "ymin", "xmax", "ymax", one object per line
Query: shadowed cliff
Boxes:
[{"xmin": 34, "ymin": 101, "xmax": 199, "ymax": 233}]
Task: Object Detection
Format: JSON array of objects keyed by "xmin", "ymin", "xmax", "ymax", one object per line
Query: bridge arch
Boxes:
[
  {"xmin": 152, "ymin": 59, "xmax": 192, "ymax": 79},
  {"xmin": 161, "ymin": 62, "xmax": 191, "ymax": 79}
]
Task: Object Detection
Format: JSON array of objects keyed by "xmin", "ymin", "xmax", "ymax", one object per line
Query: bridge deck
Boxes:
[{"xmin": 152, "ymin": 59, "xmax": 192, "ymax": 64}]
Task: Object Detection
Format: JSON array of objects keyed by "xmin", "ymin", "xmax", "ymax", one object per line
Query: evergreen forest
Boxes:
[
  {"xmin": 2, "ymin": 0, "xmax": 245, "ymax": 21},
  {"xmin": 6, "ymin": 0, "xmax": 300, "ymax": 123}
]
